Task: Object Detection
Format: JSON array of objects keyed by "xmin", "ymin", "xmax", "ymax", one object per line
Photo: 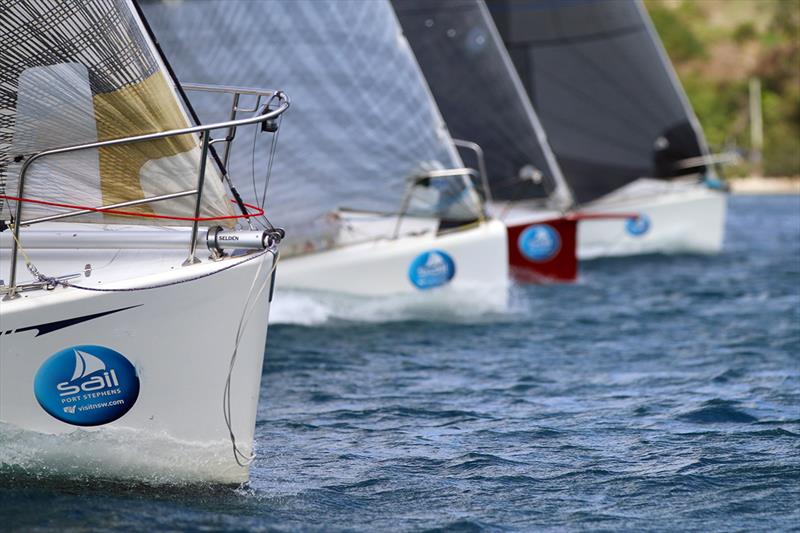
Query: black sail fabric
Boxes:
[
  {"xmin": 141, "ymin": 0, "xmax": 481, "ymax": 251},
  {"xmin": 394, "ymin": 0, "xmax": 572, "ymax": 208},
  {"xmin": 488, "ymin": 0, "xmax": 709, "ymax": 204}
]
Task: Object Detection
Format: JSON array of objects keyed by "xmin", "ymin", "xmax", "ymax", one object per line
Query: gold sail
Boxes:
[{"xmin": 0, "ymin": 0, "xmax": 234, "ymax": 226}]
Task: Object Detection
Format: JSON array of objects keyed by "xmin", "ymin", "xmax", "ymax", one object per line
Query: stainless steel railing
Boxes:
[
  {"xmin": 2, "ymin": 84, "xmax": 289, "ymax": 300},
  {"xmin": 453, "ymin": 139, "xmax": 493, "ymax": 205},
  {"xmin": 392, "ymin": 167, "xmax": 486, "ymax": 240}
]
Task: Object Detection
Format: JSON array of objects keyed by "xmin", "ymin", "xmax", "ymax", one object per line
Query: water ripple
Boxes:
[{"xmin": 1, "ymin": 197, "xmax": 798, "ymax": 530}]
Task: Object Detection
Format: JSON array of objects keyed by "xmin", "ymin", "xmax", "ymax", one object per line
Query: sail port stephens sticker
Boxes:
[
  {"xmin": 34, "ymin": 345, "xmax": 139, "ymax": 426},
  {"xmin": 626, "ymin": 214, "xmax": 651, "ymax": 236},
  {"xmin": 518, "ymin": 224, "xmax": 561, "ymax": 262},
  {"xmin": 409, "ymin": 250, "xmax": 456, "ymax": 289}
]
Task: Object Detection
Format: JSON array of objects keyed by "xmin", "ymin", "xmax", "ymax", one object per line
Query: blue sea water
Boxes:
[{"xmin": 2, "ymin": 195, "xmax": 799, "ymax": 531}]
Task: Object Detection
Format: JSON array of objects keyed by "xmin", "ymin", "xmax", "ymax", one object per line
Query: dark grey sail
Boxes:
[
  {"xmin": 394, "ymin": 0, "xmax": 573, "ymax": 209},
  {"xmin": 488, "ymin": 0, "xmax": 711, "ymax": 204},
  {"xmin": 141, "ymin": 0, "xmax": 481, "ymax": 252}
]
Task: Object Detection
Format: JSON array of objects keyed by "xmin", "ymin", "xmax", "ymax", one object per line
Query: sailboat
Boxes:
[
  {"xmin": 141, "ymin": 0, "xmax": 509, "ymax": 305},
  {"xmin": 488, "ymin": 0, "xmax": 727, "ymax": 259},
  {"xmin": 0, "ymin": 0, "xmax": 290, "ymax": 483},
  {"xmin": 394, "ymin": 0, "xmax": 598, "ymax": 283}
]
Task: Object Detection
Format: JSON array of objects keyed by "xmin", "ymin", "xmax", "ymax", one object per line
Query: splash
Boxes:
[
  {"xmin": 269, "ymin": 282, "xmax": 513, "ymax": 325},
  {"xmin": 0, "ymin": 422, "xmax": 249, "ymax": 486}
]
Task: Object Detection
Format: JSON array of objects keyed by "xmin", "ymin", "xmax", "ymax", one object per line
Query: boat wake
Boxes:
[
  {"xmin": 269, "ymin": 283, "xmax": 514, "ymax": 325},
  {"xmin": 0, "ymin": 422, "xmax": 247, "ymax": 486}
]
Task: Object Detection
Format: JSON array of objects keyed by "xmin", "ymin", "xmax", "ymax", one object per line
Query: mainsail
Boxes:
[
  {"xmin": 488, "ymin": 0, "xmax": 711, "ymax": 204},
  {"xmin": 393, "ymin": 0, "xmax": 573, "ymax": 210},
  {"xmin": 0, "ymin": 0, "xmax": 233, "ymax": 224},
  {"xmin": 141, "ymin": 0, "xmax": 482, "ymax": 251}
]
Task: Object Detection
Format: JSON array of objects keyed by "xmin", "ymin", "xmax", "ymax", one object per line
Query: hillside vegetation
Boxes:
[{"xmin": 646, "ymin": 0, "xmax": 799, "ymax": 176}]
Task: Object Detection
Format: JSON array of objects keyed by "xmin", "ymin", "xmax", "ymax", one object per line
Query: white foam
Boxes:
[
  {"xmin": 0, "ymin": 422, "xmax": 248, "ymax": 486},
  {"xmin": 269, "ymin": 282, "xmax": 513, "ymax": 325}
]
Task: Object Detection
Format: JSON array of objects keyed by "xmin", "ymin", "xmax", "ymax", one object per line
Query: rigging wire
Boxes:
[
  {"xmin": 222, "ymin": 247, "xmax": 279, "ymax": 466},
  {"xmin": 261, "ymin": 95, "xmax": 284, "ymax": 223},
  {"xmin": 250, "ymin": 122, "xmax": 260, "ymax": 217},
  {"xmin": 260, "ymin": 116, "xmax": 281, "ymax": 212},
  {"xmin": 247, "ymin": 93, "xmax": 283, "ymax": 231}
]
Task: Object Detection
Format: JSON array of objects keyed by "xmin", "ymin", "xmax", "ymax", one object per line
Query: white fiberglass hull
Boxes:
[
  {"xmin": 277, "ymin": 218, "xmax": 509, "ymax": 309},
  {"xmin": 0, "ymin": 224, "xmax": 275, "ymax": 484},
  {"xmin": 577, "ymin": 180, "xmax": 727, "ymax": 260}
]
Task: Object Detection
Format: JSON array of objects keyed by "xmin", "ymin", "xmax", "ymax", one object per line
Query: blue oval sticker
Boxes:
[
  {"xmin": 518, "ymin": 224, "xmax": 561, "ymax": 262},
  {"xmin": 33, "ymin": 345, "xmax": 140, "ymax": 427},
  {"xmin": 408, "ymin": 250, "xmax": 456, "ymax": 290},
  {"xmin": 625, "ymin": 214, "xmax": 651, "ymax": 236}
]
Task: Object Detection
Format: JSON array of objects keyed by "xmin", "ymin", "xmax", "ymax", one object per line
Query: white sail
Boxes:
[
  {"xmin": 141, "ymin": 0, "xmax": 483, "ymax": 251},
  {"xmin": 70, "ymin": 349, "xmax": 107, "ymax": 382},
  {"xmin": 0, "ymin": 0, "xmax": 234, "ymax": 225},
  {"xmin": 69, "ymin": 351, "xmax": 86, "ymax": 382}
]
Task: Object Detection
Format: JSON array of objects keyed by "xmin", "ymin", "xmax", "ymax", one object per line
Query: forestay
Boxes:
[
  {"xmin": 393, "ymin": 0, "xmax": 573, "ymax": 210},
  {"xmin": 488, "ymin": 0, "xmax": 712, "ymax": 204},
  {"xmin": 0, "ymin": 0, "xmax": 233, "ymax": 225},
  {"xmin": 141, "ymin": 0, "xmax": 482, "ymax": 252}
]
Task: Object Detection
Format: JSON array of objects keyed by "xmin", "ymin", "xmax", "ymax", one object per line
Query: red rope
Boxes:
[
  {"xmin": 568, "ymin": 212, "xmax": 641, "ymax": 221},
  {"xmin": 0, "ymin": 194, "xmax": 264, "ymax": 222}
]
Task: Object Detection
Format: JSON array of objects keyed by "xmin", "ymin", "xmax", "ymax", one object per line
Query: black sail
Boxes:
[
  {"xmin": 488, "ymin": 0, "xmax": 710, "ymax": 204},
  {"xmin": 394, "ymin": 0, "xmax": 573, "ymax": 209}
]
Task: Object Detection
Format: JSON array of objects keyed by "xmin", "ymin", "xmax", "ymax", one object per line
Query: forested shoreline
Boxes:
[{"xmin": 647, "ymin": 0, "xmax": 799, "ymax": 177}]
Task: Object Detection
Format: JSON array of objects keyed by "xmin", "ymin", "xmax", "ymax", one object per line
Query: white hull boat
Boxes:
[
  {"xmin": 576, "ymin": 179, "xmax": 727, "ymax": 260},
  {"xmin": 396, "ymin": 0, "xmax": 584, "ymax": 284},
  {"xmin": 0, "ymin": 0, "xmax": 291, "ymax": 484},
  {"xmin": 0, "ymin": 225, "xmax": 276, "ymax": 484},
  {"xmin": 486, "ymin": 0, "xmax": 728, "ymax": 263},
  {"xmin": 144, "ymin": 0, "xmax": 512, "ymax": 310},
  {"xmin": 278, "ymin": 214, "xmax": 508, "ymax": 304}
]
